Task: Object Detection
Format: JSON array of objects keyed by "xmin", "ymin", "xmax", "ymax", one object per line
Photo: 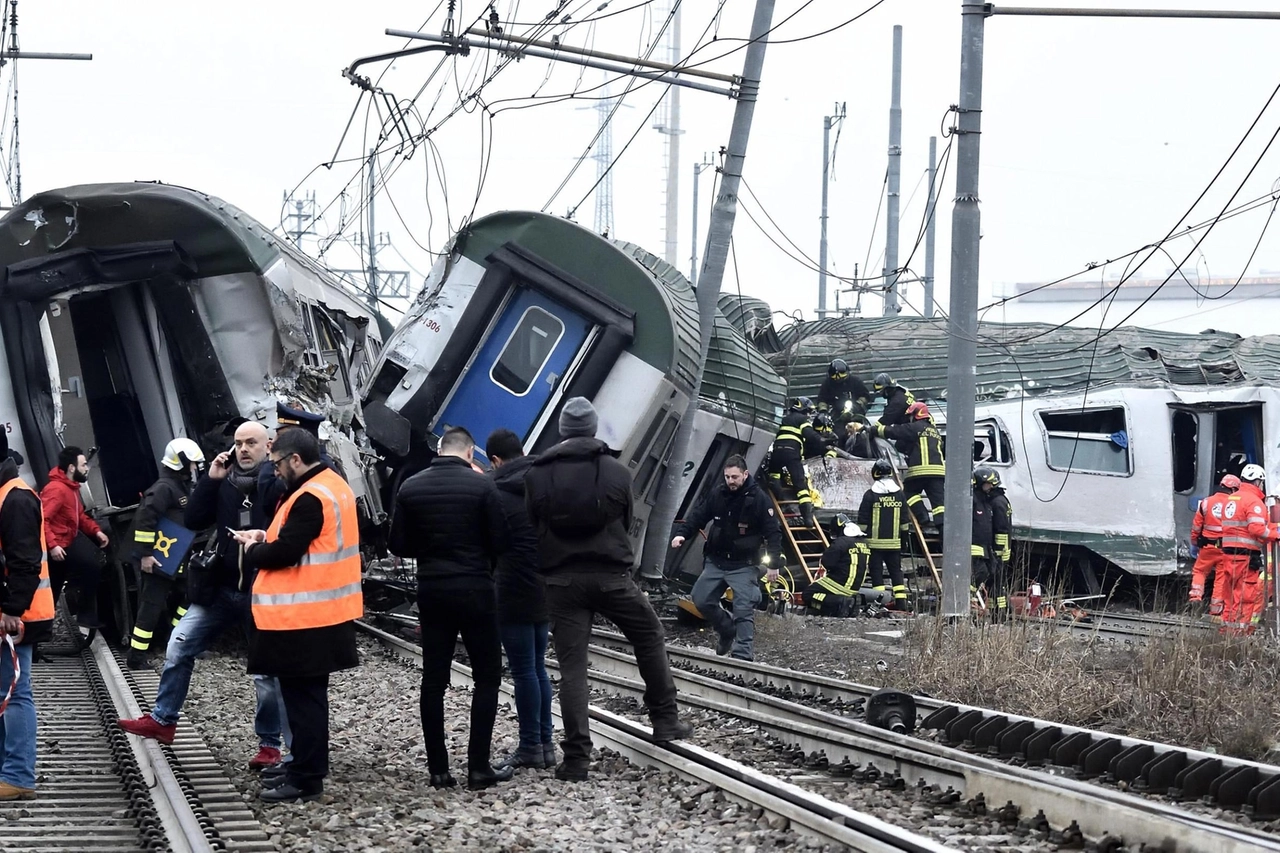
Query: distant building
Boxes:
[{"xmin": 989, "ymin": 274, "xmax": 1280, "ymax": 336}]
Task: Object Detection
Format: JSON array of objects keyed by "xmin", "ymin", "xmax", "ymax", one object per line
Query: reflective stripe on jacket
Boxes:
[
  {"xmin": 1192, "ymin": 491, "xmax": 1231, "ymax": 541},
  {"xmin": 0, "ymin": 479, "xmax": 54, "ymax": 622},
  {"xmin": 252, "ymin": 468, "xmax": 362, "ymax": 630},
  {"xmin": 1219, "ymin": 483, "xmax": 1275, "ymax": 552}
]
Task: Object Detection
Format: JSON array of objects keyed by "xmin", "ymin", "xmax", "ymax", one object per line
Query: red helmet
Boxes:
[
  {"xmin": 907, "ymin": 401, "xmax": 931, "ymax": 420},
  {"xmin": 1220, "ymin": 474, "xmax": 1241, "ymax": 490}
]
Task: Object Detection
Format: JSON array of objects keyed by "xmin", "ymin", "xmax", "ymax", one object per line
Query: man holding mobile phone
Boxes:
[{"xmin": 119, "ymin": 420, "xmax": 290, "ymax": 772}]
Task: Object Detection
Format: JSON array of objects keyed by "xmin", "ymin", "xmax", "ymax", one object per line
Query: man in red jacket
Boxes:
[{"xmin": 40, "ymin": 446, "xmax": 109, "ymax": 627}]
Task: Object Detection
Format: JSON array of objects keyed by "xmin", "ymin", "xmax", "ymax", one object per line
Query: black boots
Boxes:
[
  {"xmin": 467, "ymin": 763, "xmax": 515, "ymax": 791},
  {"xmin": 650, "ymin": 718, "xmax": 694, "ymax": 742}
]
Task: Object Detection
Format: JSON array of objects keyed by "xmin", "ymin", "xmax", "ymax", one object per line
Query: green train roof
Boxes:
[
  {"xmin": 1, "ymin": 182, "xmax": 307, "ymax": 279},
  {"xmin": 456, "ymin": 211, "xmax": 783, "ymax": 430},
  {"xmin": 754, "ymin": 314, "xmax": 1280, "ymax": 404}
]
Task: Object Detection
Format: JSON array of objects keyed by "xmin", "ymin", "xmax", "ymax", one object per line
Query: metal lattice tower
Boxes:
[
  {"xmin": 590, "ymin": 90, "xmax": 616, "ymax": 237},
  {"xmin": 651, "ymin": 3, "xmax": 682, "ymax": 265}
]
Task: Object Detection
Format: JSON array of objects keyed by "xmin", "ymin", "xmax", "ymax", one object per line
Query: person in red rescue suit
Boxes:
[
  {"xmin": 1189, "ymin": 474, "xmax": 1240, "ymax": 614},
  {"xmin": 40, "ymin": 446, "xmax": 109, "ymax": 629},
  {"xmin": 1217, "ymin": 464, "xmax": 1279, "ymax": 635},
  {"xmin": 0, "ymin": 429, "xmax": 55, "ymax": 800},
  {"xmin": 232, "ymin": 428, "xmax": 361, "ymax": 804}
]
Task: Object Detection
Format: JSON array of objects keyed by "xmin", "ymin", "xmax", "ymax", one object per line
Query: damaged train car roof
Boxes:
[
  {"xmin": 726, "ymin": 310, "xmax": 1280, "ymax": 403},
  {"xmin": 0, "ymin": 182, "xmax": 377, "ymax": 319}
]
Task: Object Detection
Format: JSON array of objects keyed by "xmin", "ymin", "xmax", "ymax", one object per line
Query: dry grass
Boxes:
[{"xmin": 875, "ymin": 618, "xmax": 1280, "ymax": 761}]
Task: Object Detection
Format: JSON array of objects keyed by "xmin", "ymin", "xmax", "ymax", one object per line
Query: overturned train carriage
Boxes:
[
  {"xmin": 0, "ymin": 182, "xmax": 385, "ymax": 637},
  {"xmin": 726, "ymin": 302, "xmax": 1280, "ymax": 582},
  {"xmin": 361, "ymin": 211, "xmax": 784, "ymax": 584}
]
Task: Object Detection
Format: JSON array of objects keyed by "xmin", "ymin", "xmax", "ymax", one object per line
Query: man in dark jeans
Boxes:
[
  {"xmin": 388, "ymin": 426, "xmax": 513, "ymax": 791},
  {"xmin": 486, "ymin": 429, "xmax": 554, "ymax": 771},
  {"xmin": 525, "ymin": 397, "xmax": 693, "ymax": 782}
]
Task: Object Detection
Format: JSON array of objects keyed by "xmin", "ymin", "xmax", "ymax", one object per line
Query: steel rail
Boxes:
[
  {"xmin": 594, "ymin": 626, "xmax": 1280, "ymax": 819},
  {"xmin": 583, "ymin": 640, "xmax": 1280, "ymax": 852},
  {"xmin": 354, "ymin": 620, "xmax": 949, "ymax": 853},
  {"xmin": 90, "ymin": 634, "xmax": 216, "ymax": 853}
]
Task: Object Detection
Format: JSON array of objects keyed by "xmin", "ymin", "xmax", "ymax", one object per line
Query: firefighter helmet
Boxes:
[
  {"xmin": 161, "ymin": 438, "xmax": 206, "ymax": 472},
  {"xmin": 1220, "ymin": 473, "xmax": 1241, "ymax": 490},
  {"xmin": 871, "ymin": 459, "xmax": 895, "ymax": 480},
  {"xmin": 829, "ymin": 513, "xmax": 864, "ymax": 539},
  {"xmin": 973, "ymin": 466, "xmax": 1001, "ymax": 487},
  {"xmin": 814, "ymin": 413, "xmax": 835, "ymax": 432},
  {"xmin": 906, "ymin": 401, "xmax": 931, "ymax": 420},
  {"xmin": 829, "ymin": 358, "xmax": 849, "ymax": 378},
  {"xmin": 873, "ymin": 372, "xmax": 894, "ymax": 392},
  {"xmin": 1241, "ymin": 464, "xmax": 1266, "ymax": 484},
  {"xmin": 788, "ymin": 396, "xmax": 814, "ymax": 413}
]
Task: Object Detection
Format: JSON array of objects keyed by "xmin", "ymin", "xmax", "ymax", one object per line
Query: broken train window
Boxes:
[
  {"xmin": 1038, "ymin": 406, "xmax": 1131, "ymax": 476},
  {"xmin": 304, "ymin": 305, "xmax": 352, "ymax": 404}
]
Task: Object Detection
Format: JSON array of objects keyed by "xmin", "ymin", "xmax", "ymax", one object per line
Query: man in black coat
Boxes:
[
  {"xmin": 388, "ymin": 426, "xmax": 513, "ymax": 791},
  {"xmin": 0, "ymin": 430, "xmax": 52, "ymax": 800},
  {"xmin": 233, "ymin": 429, "xmax": 361, "ymax": 803},
  {"xmin": 525, "ymin": 397, "xmax": 693, "ymax": 782},
  {"xmin": 672, "ymin": 455, "xmax": 781, "ymax": 661},
  {"xmin": 118, "ymin": 420, "xmax": 288, "ymax": 770},
  {"xmin": 485, "ymin": 428, "xmax": 554, "ymax": 771}
]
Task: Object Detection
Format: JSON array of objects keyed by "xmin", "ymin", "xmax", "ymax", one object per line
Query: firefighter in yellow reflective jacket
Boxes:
[
  {"xmin": 858, "ymin": 460, "xmax": 910, "ymax": 610},
  {"xmin": 768, "ymin": 397, "xmax": 820, "ymax": 528},
  {"xmin": 970, "ymin": 474, "xmax": 1006, "ymax": 620},
  {"xmin": 126, "ymin": 439, "xmax": 203, "ymax": 670},
  {"xmin": 975, "ymin": 466, "xmax": 1011, "ymax": 617},
  {"xmin": 806, "ymin": 515, "xmax": 870, "ymax": 617},
  {"xmin": 853, "ymin": 401, "xmax": 945, "ymax": 533}
]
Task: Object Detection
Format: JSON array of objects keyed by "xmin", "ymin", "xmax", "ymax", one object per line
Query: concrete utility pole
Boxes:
[
  {"xmin": 818, "ymin": 103, "xmax": 846, "ymax": 320},
  {"xmin": 0, "ymin": 0, "xmax": 91, "ymax": 204},
  {"xmin": 882, "ymin": 24, "xmax": 904, "ymax": 316},
  {"xmin": 640, "ymin": 0, "xmax": 778, "ymax": 579},
  {"xmin": 939, "ymin": 5, "xmax": 985, "ymax": 618},
  {"xmin": 924, "ymin": 136, "xmax": 938, "ymax": 319},
  {"xmin": 690, "ymin": 155, "xmax": 714, "ymax": 287},
  {"xmin": 939, "ymin": 3, "xmax": 1280, "ymax": 619}
]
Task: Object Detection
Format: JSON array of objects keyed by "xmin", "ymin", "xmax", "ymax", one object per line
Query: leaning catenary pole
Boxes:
[
  {"xmin": 639, "ymin": 0, "xmax": 777, "ymax": 579},
  {"xmin": 940, "ymin": 3, "xmax": 986, "ymax": 618},
  {"xmin": 819, "ymin": 113, "xmax": 832, "ymax": 320}
]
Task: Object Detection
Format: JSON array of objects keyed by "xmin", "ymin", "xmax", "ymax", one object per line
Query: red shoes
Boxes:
[
  {"xmin": 118, "ymin": 715, "xmax": 177, "ymax": 745},
  {"xmin": 248, "ymin": 746, "xmax": 282, "ymax": 770}
]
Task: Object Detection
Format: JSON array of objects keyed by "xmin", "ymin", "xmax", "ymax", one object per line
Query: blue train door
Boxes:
[{"xmin": 437, "ymin": 287, "xmax": 593, "ymax": 448}]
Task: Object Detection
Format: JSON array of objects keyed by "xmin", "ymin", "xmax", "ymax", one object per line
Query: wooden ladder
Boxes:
[{"xmin": 768, "ymin": 491, "xmax": 830, "ymax": 584}]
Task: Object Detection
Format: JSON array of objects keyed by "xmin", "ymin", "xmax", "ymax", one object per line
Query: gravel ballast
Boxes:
[{"xmin": 180, "ymin": 636, "xmax": 837, "ymax": 852}]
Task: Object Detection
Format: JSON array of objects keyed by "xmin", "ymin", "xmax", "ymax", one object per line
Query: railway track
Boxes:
[
  {"xmin": 3, "ymin": 628, "xmax": 274, "ymax": 853},
  {"xmin": 355, "ymin": 619, "xmax": 951, "ymax": 853},
  {"xmin": 591, "ymin": 627, "xmax": 1280, "ymax": 850}
]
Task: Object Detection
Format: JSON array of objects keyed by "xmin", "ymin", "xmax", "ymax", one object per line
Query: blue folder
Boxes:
[{"xmin": 150, "ymin": 517, "xmax": 198, "ymax": 578}]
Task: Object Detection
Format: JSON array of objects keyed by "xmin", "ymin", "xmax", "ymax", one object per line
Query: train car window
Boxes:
[
  {"xmin": 973, "ymin": 420, "xmax": 1013, "ymax": 465},
  {"xmin": 629, "ymin": 407, "xmax": 668, "ymax": 467},
  {"xmin": 490, "ymin": 307, "xmax": 565, "ymax": 397},
  {"xmin": 1039, "ymin": 406, "xmax": 1131, "ymax": 475},
  {"xmin": 1171, "ymin": 410, "xmax": 1197, "ymax": 493},
  {"xmin": 308, "ymin": 307, "xmax": 352, "ymax": 404}
]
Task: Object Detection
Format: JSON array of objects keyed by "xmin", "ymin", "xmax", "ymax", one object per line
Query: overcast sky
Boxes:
[{"xmin": 11, "ymin": 0, "xmax": 1280, "ymax": 333}]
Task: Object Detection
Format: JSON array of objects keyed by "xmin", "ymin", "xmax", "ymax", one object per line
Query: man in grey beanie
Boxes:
[{"xmin": 524, "ymin": 397, "xmax": 693, "ymax": 782}]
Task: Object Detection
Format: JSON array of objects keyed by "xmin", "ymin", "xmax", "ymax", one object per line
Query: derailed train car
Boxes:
[
  {"xmin": 727, "ymin": 299, "xmax": 1280, "ymax": 587},
  {"xmin": 360, "ymin": 211, "xmax": 785, "ymax": 603},
  {"xmin": 0, "ymin": 182, "xmax": 385, "ymax": 638}
]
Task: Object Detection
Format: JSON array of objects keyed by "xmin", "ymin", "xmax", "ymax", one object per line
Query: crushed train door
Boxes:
[{"xmin": 437, "ymin": 287, "xmax": 592, "ymax": 446}]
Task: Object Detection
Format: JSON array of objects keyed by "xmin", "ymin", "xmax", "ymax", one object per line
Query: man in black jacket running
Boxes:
[
  {"xmin": 389, "ymin": 426, "xmax": 513, "ymax": 791},
  {"xmin": 525, "ymin": 397, "xmax": 693, "ymax": 782},
  {"xmin": 672, "ymin": 456, "xmax": 781, "ymax": 661}
]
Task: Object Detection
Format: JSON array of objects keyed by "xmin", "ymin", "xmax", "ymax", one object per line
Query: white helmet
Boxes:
[
  {"xmin": 1241, "ymin": 463, "xmax": 1266, "ymax": 484},
  {"xmin": 161, "ymin": 438, "xmax": 206, "ymax": 471}
]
